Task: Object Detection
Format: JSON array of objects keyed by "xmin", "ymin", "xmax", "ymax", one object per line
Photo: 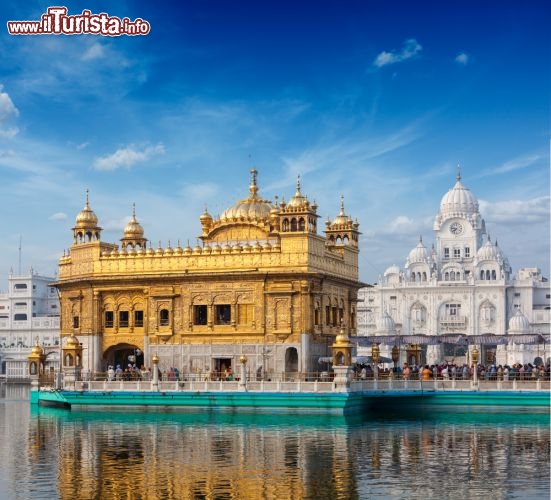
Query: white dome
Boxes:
[
  {"xmin": 406, "ymin": 238, "xmax": 428, "ymax": 265},
  {"xmin": 384, "ymin": 265, "xmax": 401, "ymax": 276},
  {"xmin": 439, "ymin": 171, "xmax": 479, "ymax": 219},
  {"xmin": 508, "ymin": 310, "xmax": 530, "ymax": 334},
  {"xmin": 377, "ymin": 312, "xmax": 396, "ymax": 334},
  {"xmin": 477, "ymin": 237, "xmax": 499, "ymax": 261}
]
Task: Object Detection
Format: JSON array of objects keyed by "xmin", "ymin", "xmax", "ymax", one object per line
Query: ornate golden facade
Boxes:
[{"xmin": 56, "ymin": 170, "xmax": 363, "ymax": 376}]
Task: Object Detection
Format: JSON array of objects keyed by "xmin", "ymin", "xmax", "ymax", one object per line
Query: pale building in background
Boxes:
[
  {"xmin": 357, "ymin": 169, "xmax": 550, "ymax": 368},
  {"xmin": 0, "ymin": 270, "xmax": 60, "ymax": 379}
]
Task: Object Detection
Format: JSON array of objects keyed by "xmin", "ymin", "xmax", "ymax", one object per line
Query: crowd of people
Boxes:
[{"xmin": 355, "ymin": 361, "xmax": 551, "ymax": 381}]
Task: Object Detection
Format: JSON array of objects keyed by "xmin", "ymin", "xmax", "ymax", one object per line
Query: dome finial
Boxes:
[
  {"xmin": 132, "ymin": 202, "xmax": 136, "ymax": 220},
  {"xmin": 456, "ymin": 164, "xmax": 461, "ymax": 182},
  {"xmin": 296, "ymin": 174, "xmax": 301, "ymax": 194},
  {"xmin": 85, "ymin": 188, "xmax": 90, "ymax": 208},
  {"xmin": 249, "ymin": 168, "xmax": 258, "ymax": 199},
  {"xmin": 340, "ymin": 195, "xmax": 345, "ymax": 215}
]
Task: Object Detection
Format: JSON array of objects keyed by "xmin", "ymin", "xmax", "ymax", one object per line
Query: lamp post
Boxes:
[
  {"xmin": 152, "ymin": 354, "xmax": 160, "ymax": 391},
  {"xmin": 471, "ymin": 346, "xmax": 479, "ymax": 386},
  {"xmin": 391, "ymin": 345, "xmax": 400, "ymax": 377},
  {"xmin": 239, "ymin": 355, "xmax": 248, "ymax": 391},
  {"xmin": 372, "ymin": 343, "xmax": 380, "ymax": 380}
]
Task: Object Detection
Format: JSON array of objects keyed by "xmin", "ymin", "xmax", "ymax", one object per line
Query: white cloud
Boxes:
[
  {"xmin": 0, "ymin": 86, "xmax": 19, "ymax": 122},
  {"xmin": 472, "ymin": 153, "xmax": 542, "ymax": 178},
  {"xmin": 479, "ymin": 196, "xmax": 550, "ymax": 225},
  {"xmin": 0, "ymin": 85, "xmax": 19, "ymax": 138},
  {"xmin": 0, "ymin": 127, "xmax": 19, "ymax": 139},
  {"xmin": 76, "ymin": 141, "xmax": 90, "ymax": 150},
  {"xmin": 455, "ymin": 52, "xmax": 469, "ymax": 65},
  {"xmin": 102, "ymin": 216, "xmax": 131, "ymax": 232},
  {"xmin": 81, "ymin": 42, "xmax": 105, "ymax": 61},
  {"xmin": 373, "ymin": 39, "xmax": 422, "ymax": 68},
  {"xmin": 180, "ymin": 182, "xmax": 220, "ymax": 202},
  {"xmin": 49, "ymin": 212, "xmax": 67, "ymax": 221},
  {"xmin": 93, "ymin": 143, "xmax": 165, "ymax": 171},
  {"xmin": 389, "ymin": 215, "xmax": 415, "ymax": 232}
]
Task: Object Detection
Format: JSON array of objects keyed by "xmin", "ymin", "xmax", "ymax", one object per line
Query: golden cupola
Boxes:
[
  {"xmin": 219, "ymin": 169, "xmax": 274, "ymax": 223},
  {"xmin": 325, "ymin": 196, "xmax": 360, "ymax": 250},
  {"xmin": 199, "ymin": 206, "xmax": 213, "ymax": 236},
  {"xmin": 200, "ymin": 169, "xmax": 275, "ymax": 243},
  {"xmin": 286, "ymin": 176, "xmax": 308, "ymax": 209},
  {"xmin": 120, "ymin": 204, "xmax": 148, "ymax": 251},
  {"xmin": 72, "ymin": 189, "xmax": 102, "ymax": 245}
]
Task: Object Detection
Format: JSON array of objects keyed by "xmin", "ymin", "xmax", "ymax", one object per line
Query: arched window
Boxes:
[
  {"xmin": 290, "ymin": 218, "xmax": 297, "ymax": 231},
  {"xmin": 282, "ymin": 219, "xmax": 289, "ymax": 231},
  {"xmin": 480, "ymin": 270, "xmax": 485, "ymax": 280},
  {"xmin": 486, "ymin": 270, "xmax": 491, "ymax": 280},
  {"xmin": 298, "ymin": 218, "xmax": 305, "ymax": 231},
  {"xmin": 491, "ymin": 270, "xmax": 496, "ymax": 280},
  {"xmin": 159, "ymin": 309, "xmax": 169, "ymax": 326}
]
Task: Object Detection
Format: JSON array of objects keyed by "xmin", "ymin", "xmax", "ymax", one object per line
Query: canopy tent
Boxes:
[
  {"xmin": 350, "ymin": 333, "xmax": 549, "ymax": 347},
  {"xmin": 318, "ymin": 355, "xmax": 393, "ymax": 365}
]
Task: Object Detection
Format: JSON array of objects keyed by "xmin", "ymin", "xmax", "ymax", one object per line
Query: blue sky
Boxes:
[{"xmin": 0, "ymin": 0, "xmax": 549, "ymax": 285}]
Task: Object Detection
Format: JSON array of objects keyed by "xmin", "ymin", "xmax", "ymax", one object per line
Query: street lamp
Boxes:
[
  {"xmin": 471, "ymin": 346, "xmax": 479, "ymax": 385},
  {"xmin": 391, "ymin": 345, "xmax": 400, "ymax": 374},
  {"xmin": 372, "ymin": 343, "xmax": 380, "ymax": 380},
  {"xmin": 239, "ymin": 355, "xmax": 248, "ymax": 389}
]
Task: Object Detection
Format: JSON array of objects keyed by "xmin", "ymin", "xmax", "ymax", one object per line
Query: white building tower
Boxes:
[{"xmin": 358, "ymin": 168, "xmax": 550, "ymax": 367}]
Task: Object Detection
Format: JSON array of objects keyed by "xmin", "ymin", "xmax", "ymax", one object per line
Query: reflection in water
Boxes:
[{"xmin": 1, "ymin": 384, "xmax": 549, "ymax": 499}]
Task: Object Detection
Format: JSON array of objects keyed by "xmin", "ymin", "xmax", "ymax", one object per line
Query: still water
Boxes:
[{"xmin": 0, "ymin": 384, "xmax": 549, "ymax": 500}]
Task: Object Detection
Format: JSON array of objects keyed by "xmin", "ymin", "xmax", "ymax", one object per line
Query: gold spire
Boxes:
[{"xmin": 249, "ymin": 168, "xmax": 259, "ymax": 199}]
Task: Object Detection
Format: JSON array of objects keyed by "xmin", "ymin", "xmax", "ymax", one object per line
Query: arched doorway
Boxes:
[
  {"xmin": 285, "ymin": 347, "xmax": 298, "ymax": 377},
  {"xmin": 104, "ymin": 344, "xmax": 144, "ymax": 372}
]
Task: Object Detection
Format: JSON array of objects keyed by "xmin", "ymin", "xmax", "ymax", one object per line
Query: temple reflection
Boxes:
[{"xmin": 25, "ymin": 408, "xmax": 549, "ymax": 499}]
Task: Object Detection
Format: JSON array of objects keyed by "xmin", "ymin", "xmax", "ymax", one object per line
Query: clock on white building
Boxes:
[{"xmin": 449, "ymin": 222, "xmax": 463, "ymax": 235}]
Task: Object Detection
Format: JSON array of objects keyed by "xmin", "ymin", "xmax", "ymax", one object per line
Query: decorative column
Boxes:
[
  {"xmin": 62, "ymin": 333, "xmax": 83, "ymax": 390},
  {"xmin": 239, "ymin": 355, "xmax": 248, "ymax": 391},
  {"xmin": 331, "ymin": 326, "xmax": 354, "ymax": 391},
  {"xmin": 471, "ymin": 346, "xmax": 479, "ymax": 389},
  {"xmin": 391, "ymin": 345, "xmax": 400, "ymax": 377},
  {"xmin": 372, "ymin": 343, "xmax": 380, "ymax": 381},
  {"xmin": 28, "ymin": 338, "xmax": 46, "ymax": 392},
  {"xmin": 152, "ymin": 354, "xmax": 160, "ymax": 391}
]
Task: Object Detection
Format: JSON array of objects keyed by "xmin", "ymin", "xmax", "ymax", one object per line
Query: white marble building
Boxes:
[
  {"xmin": 0, "ymin": 270, "xmax": 60, "ymax": 379},
  {"xmin": 358, "ymin": 170, "xmax": 550, "ymax": 368}
]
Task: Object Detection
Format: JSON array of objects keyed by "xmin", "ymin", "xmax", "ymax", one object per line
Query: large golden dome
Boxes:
[{"xmin": 220, "ymin": 169, "xmax": 274, "ymax": 222}]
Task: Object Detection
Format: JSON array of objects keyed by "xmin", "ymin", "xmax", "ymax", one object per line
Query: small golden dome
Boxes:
[
  {"xmin": 123, "ymin": 204, "xmax": 145, "ymax": 238},
  {"xmin": 30, "ymin": 343, "xmax": 43, "ymax": 356},
  {"xmin": 331, "ymin": 196, "xmax": 350, "ymax": 226},
  {"xmin": 66, "ymin": 334, "xmax": 80, "ymax": 347},
  {"xmin": 75, "ymin": 190, "xmax": 99, "ymax": 228},
  {"xmin": 200, "ymin": 207, "xmax": 213, "ymax": 226},
  {"xmin": 287, "ymin": 176, "xmax": 308, "ymax": 208}
]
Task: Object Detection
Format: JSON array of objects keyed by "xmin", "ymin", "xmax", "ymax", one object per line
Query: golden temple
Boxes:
[{"xmin": 56, "ymin": 169, "xmax": 363, "ymax": 377}]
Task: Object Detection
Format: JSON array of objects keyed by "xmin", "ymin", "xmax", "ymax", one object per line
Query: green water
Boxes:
[{"xmin": 1, "ymin": 384, "xmax": 549, "ymax": 499}]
